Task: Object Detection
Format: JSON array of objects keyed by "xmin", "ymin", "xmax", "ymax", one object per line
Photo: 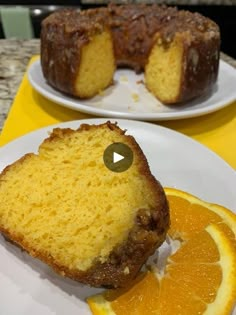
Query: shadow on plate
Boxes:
[{"xmin": 164, "ymin": 83, "xmax": 219, "ymax": 111}]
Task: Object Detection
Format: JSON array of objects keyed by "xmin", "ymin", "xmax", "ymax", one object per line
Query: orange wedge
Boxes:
[
  {"xmin": 165, "ymin": 187, "xmax": 236, "ymax": 247},
  {"xmin": 87, "ymin": 189, "xmax": 236, "ymax": 315},
  {"xmin": 87, "ymin": 224, "xmax": 236, "ymax": 315}
]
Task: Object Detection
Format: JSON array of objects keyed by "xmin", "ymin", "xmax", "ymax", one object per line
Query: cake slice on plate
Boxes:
[{"xmin": 0, "ymin": 122, "xmax": 169, "ymax": 288}]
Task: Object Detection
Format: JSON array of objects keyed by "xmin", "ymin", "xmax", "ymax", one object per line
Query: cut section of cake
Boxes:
[
  {"xmin": 0, "ymin": 122, "xmax": 169, "ymax": 288},
  {"xmin": 41, "ymin": 9, "xmax": 115, "ymax": 98}
]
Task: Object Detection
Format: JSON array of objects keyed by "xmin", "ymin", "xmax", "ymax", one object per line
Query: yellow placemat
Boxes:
[{"xmin": 1, "ymin": 56, "xmax": 236, "ymax": 169}]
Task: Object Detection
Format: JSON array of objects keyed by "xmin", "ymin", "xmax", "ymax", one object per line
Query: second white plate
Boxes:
[{"xmin": 28, "ymin": 60, "xmax": 236, "ymax": 121}]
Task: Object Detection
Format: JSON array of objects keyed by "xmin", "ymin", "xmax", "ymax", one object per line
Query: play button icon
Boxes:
[
  {"xmin": 103, "ymin": 142, "xmax": 133, "ymax": 173},
  {"xmin": 113, "ymin": 152, "xmax": 124, "ymax": 164}
]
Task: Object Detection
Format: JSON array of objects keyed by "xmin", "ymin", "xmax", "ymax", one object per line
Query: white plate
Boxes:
[
  {"xmin": 0, "ymin": 118, "xmax": 235, "ymax": 315},
  {"xmin": 28, "ymin": 59, "xmax": 236, "ymax": 121}
]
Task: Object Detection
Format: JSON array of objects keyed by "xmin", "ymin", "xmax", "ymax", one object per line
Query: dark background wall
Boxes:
[{"xmin": 179, "ymin": 5, "xmax": 236, "ymax": 59}]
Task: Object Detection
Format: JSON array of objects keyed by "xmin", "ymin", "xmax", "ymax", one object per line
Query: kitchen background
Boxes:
[{"xmin": 0, "ymin": 0, "xmax": 236, "ymax": 58}]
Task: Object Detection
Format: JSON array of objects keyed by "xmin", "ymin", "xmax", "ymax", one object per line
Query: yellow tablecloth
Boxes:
[{"xmin": 1, "ymin": 56, "xmax": 236, "ymax": 169}]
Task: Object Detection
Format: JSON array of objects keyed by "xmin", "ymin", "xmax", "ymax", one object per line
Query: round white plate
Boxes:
[
  {"xmin": 0, "ymin": 118, "xmax": 235, "ymax": 315},
  {"xmin": 28, "ymin": 59, "xmax": 236, "ymax": 121}
]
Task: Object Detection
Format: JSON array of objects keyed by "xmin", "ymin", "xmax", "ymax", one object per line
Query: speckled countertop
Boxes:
[
  {"xmin": 0, "ymin": 39, "xmax": 236, "ymax": 133},
  {"xmin": 0, "ymin": 40, "xmax": 40, "ymax": 132}
]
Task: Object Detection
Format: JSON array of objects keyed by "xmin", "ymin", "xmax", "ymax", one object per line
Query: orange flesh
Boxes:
[
  {"xmin": 105, "ymin": 229, "xmax": 222, "ymax": 315},
  {"xmin": 168, "ymin": 195, "xmax": 236, "ymax": 248},
  {"xmin": 87, "ymin": 189, "xmax": 236, "ymax": 315}
]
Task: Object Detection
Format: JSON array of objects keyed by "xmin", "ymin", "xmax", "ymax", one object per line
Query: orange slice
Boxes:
[
  {"xmin": 165, "ymin": 187, "xmax": 236, "ymax": 247},
  {"xmin": 87, "ymin": 189, "xmax": 236, "ymax": 315},
  {"xmin": 87, "ymin": 224, "xmax": 236, "ymax": 315}
]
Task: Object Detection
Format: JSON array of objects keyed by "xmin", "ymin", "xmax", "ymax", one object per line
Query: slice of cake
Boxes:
[{"xmin": 0, "ymin": 122, "xmax": 169, "ymax": 288}]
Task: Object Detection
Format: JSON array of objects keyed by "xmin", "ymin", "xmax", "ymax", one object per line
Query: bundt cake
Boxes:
[
  {"xmin": 41, "ymin": 4, "xmax": 220, "ymax": 104},
  {"xmin": 0, "ymin": 122, "xmax": 169, "ymax": 288}
]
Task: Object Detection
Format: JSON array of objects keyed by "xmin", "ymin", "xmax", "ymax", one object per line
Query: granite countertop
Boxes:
[{"xmin": 0, "ymin": 39, "xmax": 236, "ymax": 133}]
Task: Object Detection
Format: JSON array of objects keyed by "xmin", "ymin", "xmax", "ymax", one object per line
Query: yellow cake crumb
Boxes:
[{"xmin": 132, "ymin": 93, "xmax": 139, "ymax": 102}]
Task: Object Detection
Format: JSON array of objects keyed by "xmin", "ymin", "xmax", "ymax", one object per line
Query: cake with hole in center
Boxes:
[{"xmin": 41, "ymin": 4, "xmax": 220, "ymax": 104}]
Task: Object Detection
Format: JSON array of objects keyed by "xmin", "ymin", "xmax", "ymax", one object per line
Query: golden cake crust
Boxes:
[{"xmin": 0, "ymin": 122, "xmax": 169, "ymax": 288}]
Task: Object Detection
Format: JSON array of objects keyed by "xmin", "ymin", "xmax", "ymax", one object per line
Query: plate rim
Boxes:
[{"xmin": 27, "ymin": 60, "xmax": 236, "ymax": 121}]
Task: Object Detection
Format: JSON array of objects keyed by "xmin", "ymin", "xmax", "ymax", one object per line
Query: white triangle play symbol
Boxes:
[{"xmin": 113, "ymin": 152, "xmax": 124, "ymax": 164}]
